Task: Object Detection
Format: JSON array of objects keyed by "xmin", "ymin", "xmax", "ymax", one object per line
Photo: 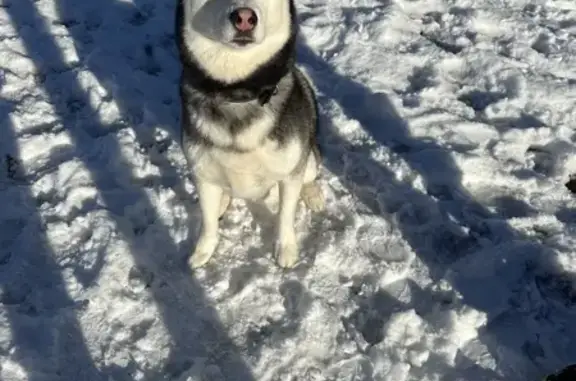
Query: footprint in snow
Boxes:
[
  {"xmin": 279, "ymin": 279, "xmax": 312, "ymax": 320},
  {"xmin": 128, "ymin": 265, "xmax": 154, "ymax": 293},
  {"xmin": 420, "ymin": 6, "xmax": 477, "ymax": 55}
]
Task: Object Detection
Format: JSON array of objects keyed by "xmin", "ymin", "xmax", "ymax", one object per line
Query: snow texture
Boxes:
[{"xmin": 1, "ymin": 0, "xmax": 576, "ymax": 380}]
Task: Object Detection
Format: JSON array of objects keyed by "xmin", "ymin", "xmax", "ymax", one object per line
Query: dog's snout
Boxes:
[{"xmin": 229, "ymin": 7, "xmax": 258, "ymax": 32}]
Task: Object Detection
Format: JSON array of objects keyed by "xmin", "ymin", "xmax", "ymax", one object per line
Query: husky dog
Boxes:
[{"xmin": 175, "ymin": 0, "xmax": 324, "ymax": 268}]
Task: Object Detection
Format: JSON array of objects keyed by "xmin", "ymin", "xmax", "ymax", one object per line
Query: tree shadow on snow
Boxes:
[
  {"xmin": 4, "ymin": 0, "xmax": 256, "ymax": 380},
  {"xmin": 0, "ymin": 103, "xmax": 106, "ymax": 380},
  {"xmin": 4, "ymin": 0, "xmax": 575, "ymax": 379},
  {"xmin": 297, "ymin": 40, "xmax": 576, "ymax": 379}
]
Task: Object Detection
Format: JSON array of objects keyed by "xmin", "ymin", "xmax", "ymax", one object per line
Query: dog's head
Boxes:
[
  {"xmin": 180, "ymin": 0, "xmax": 296, "ymax": 83},
  {"xmin": 186, "ymin": 0, "xmax": 293, "ymax": 48}
]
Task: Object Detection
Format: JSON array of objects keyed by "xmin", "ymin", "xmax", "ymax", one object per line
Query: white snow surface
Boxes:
[{"xmin": 1, "ymin": 0, "xmax": 576, "ymax": 380}]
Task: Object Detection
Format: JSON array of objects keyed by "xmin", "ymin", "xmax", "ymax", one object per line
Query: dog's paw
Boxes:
[
  {"xmin": 219, "ymin": 193, "xmax": 231, "ymax": 218},
  {"xmin": 301, "ymin": 182, "xmax": 325, "ymax": 212},
  {"xmin": 276, "ymin": 242, "xmax": 299, "ymax": 269},
  {"xmin": 189, "ymin": 235, "xmax": 218, "ymax": 269}
]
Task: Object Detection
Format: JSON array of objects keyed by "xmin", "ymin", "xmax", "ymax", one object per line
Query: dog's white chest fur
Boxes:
[{"xmin": 189, "ymin": 138, "xmax": 303, "ymax": 200}]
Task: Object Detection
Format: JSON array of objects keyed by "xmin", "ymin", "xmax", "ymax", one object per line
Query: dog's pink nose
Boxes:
[{"xmin": 229, "ymin": 7, "xmax": 257, "ymax": 32}]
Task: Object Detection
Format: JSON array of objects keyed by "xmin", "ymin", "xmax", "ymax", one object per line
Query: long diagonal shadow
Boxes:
[
  {"xmin": 55, "ymin": 0, "xmax": 185, "ymax": 193},
  {"xmin": 5, "ymin": 0, "xmax": 574, "ymax": 377},
  {"xmin": 298, "ymin": 41, "xmax": 576, "ymax": 379},
  {"xmin": 6, "ymin": 1, "xmax": 255, "ymax": 380},
  {"xmin": 0, "ymin": 102, "xmax": 105, "ymax": 380}
]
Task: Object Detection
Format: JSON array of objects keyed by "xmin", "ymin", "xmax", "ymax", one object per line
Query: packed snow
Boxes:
[{"xmin": 1, "ymin": 0, "xmax": 576, "ymax": 380}]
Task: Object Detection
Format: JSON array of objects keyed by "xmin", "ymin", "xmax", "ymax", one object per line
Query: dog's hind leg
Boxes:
[
  {"xmin": 189, "ymin": 179, "xmax": 224, "ymax": 268},
  {"xmin": 301, "ymin": 181, "xmax": 324, "ymax": 212},
  {"xmin": 218, "ymin": 192, "xmax": 231, "ymax": 218},
  {"xmin": 300, "ymin": 150, "xmax": 325, "ymax": 212}
]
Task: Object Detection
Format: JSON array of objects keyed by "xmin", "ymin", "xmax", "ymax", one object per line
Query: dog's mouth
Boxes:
[{"xmin": 232, "ymin": 32, "xmax": 255, "ymax": 46}]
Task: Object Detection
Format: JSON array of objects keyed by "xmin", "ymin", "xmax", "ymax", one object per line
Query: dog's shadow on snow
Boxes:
[
  {"xmin": 3, "ymin": 0, "xmax": 256, "ymax": 380},
  {"xmin": 297, "ymin": 40, "xmax": 576, "ymax": 379}
]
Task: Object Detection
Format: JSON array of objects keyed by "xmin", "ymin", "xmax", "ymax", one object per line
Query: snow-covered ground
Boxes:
[{"xmin": 1, "ymin": 0, "xmax": 576, "ymax": 379}]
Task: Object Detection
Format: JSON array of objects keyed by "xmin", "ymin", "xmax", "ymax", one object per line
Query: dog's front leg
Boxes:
[
  {"xmin": 189, "ymin": 178, "xmax": 224, "ymax": 268},
  {"xmin": 276, "ymin": 176, "xmax": 304, "ymax": 268}
]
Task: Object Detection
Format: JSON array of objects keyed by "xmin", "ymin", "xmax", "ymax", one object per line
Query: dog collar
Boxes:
[
  {"xmin": 209, "ymin": 83, "xmax": 279, "ymax": 105},
  {"xmin": 257, "ymin": 85, "xmax": 279, "ymax": 105}
]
